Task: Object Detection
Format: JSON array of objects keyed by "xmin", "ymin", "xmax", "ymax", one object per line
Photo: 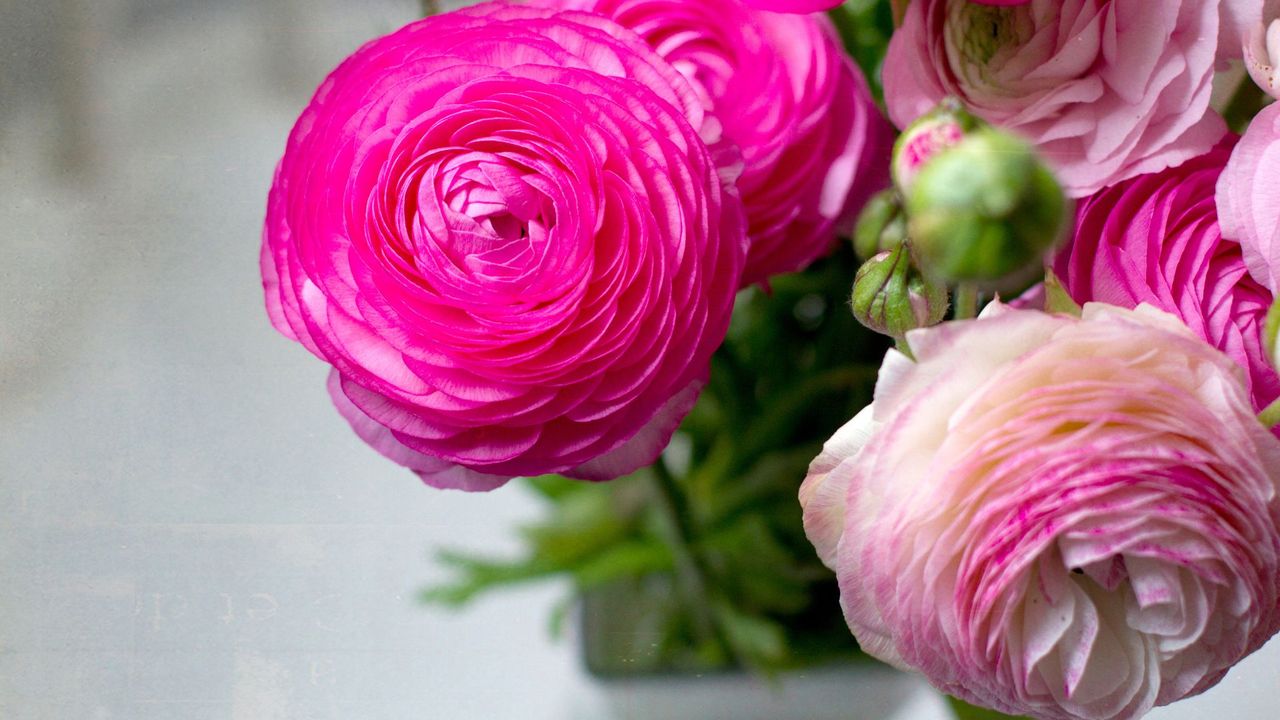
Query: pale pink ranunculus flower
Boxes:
[
  {"xmin": 801, "ymin": 303, "xmax": 1280, "ymax": 720},
  {"xmin": 1055, "ymin": 140, "xmax": 1280, "ymax": 422},
  {"xmin": 883, "ymin": 0, "xmax": 1229, "ymax": 198},
  {"xmin": 552, "ymin": 0, "xmax": 893, "ymax": 285},
  {"xmin": 1218, "ymin": 102, "xmax": 1280, "ymax": 298},
  {"xmin": 261, "ymin": 2, "xmax": 746, "ymax": 490}
]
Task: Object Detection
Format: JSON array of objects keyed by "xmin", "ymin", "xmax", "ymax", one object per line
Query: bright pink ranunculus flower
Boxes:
[
  {"xmin": 737, "ymin": 0, "xmax": 842, "ymax": 12},
  {"xmin": 262, "ymin": 2, "xmax": 746, "ymax": 491},
  {"xmin": 1218, "ymin": 103, "xmax": 1280, "ymax": 296},
  {"xmin": 1055, "ymin": 140, "xmax": 1280, "ymax": 421},
  {"xmin": 883, "ymin": 0, "xmax": 1229, "ymax": 197},
  {"xmin": 801, "ymin": 303, "xmax": 1280, "ymax": 720},
  {"xmin": 553, "ymin": 0, "xmax": 892, "ymax": 285}
]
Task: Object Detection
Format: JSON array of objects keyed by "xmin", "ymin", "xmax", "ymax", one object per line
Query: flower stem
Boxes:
[
  {"xmin": 648, "ymin": 455, "xmax": 730, "ymax": 660},
  {"xmin": 420, "ymin": 0, "xmax": 440, "ymax": 16},
  {"xmin": 954, "ymin": 283, "xmax": 980, "ymax": 320}
]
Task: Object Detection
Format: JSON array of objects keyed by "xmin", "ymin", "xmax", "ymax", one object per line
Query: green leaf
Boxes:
[
  {"xmin": 712, "ymin": 598, "xmax": 790, "ymax": 670},
  {"xmin": 732, "ymin": 366, "xmax": 877, "ymax": 473},
  {"xmin": 521, "ymin": 508, "xmax": 629, "ymax": 567},
  {"xmin": 701, "ymin": 515, "xmax": 815, "ymax": 616},
  {"xmin": 827, "ymin": 0, "xmax": 896, "ymax": 102},
  {"xmin": 547, "ymin": 593, "xmax": 575, "ymax": 638},
  {"xmin": 524, "ymin": 474, "xmax": 582, "ymax": 501},
  {"xmin": 421, "ymin": 552, "xmax": 559, "ymax": 607},
  {"xmin": 702, "ymin": 446, "xmax": 819, "ymax": 528},
  {"xmin": 946, "ymin": 696, "xmax": 1032, "ymax": 720},
  {"xmin": 1043, "ymin": 270, "xmax": 1083, "ymax": 316},
  {"xmin": 571, "ymin": 540, "xmax": 674, "ymax": 589}
]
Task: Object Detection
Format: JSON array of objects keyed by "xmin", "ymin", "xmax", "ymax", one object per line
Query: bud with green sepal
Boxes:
[
  {"xmin": 891, "ymin": 97, "xmax": 984, "ymax": 195},
  {"xmin": 851, "ymin": 244, "xmax": 949, "ymax": 341},
  {"xmin": 1266, "ymin": 296, "xmax": 1280, "ymax": 371},
  {"xmin": 854, "ymin": 189, "xmax": 908, "ymax": 260},
  {"xmin": 904, "ymin": 125, "xmax": 1067, "ymax": 292},
  {"xmin": 1259, "ymin": 296, "xmax": 1280, "ymax": 429}
]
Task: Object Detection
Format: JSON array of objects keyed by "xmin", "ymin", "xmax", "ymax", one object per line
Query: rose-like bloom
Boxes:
[
  {"xmin": 738, "ymin": 0, "xmax": 842, "ymax": 12},
  {"xmin": 552, "ymin": 0, "xmax": 892, "ymax": 285},
  {"xmin": 800, "ymin": 303, "xmax": 1280, "ymax": 720},
  {"xmin": 1218, "ymin": 103, "xmax": 1280, "ymax": 297},
  {"xmin": 883, "ymin": 0, "xmax": 1228, "ymax": 197},
  {"xmin": 262, "ymin": 2, "xmax": 746, "ymax": 490},
  {"xmin": 1055, "ymin": 140, "xmax": 1280, "ymax": 421}
]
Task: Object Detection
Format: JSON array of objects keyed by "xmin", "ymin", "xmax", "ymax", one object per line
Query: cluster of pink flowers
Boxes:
[
  {"xmin": 801, "ymin": 2, "xmax": 1280, "ymax": 720},
  {"xmin": 263, "ymin": 1, "xmax": 1280, "ymax": 718},
  {"xmin": 262, "ymin": 0, "xmax": 889, "ymax": 489}
]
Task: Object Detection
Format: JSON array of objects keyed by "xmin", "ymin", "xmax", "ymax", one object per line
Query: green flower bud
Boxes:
[
  {"xmin": 891, "ymin": 98, "xmax": 985, "ymax": 195},
  {"xmin": 851, "ymin": 245, "xmax": 949, "ymax": 338},
  {"xmin": 854, "ymin": 189, "xmax": 908, "ymax": 260},
  {"xmin": 905, "ymin": 128, "xmax": 1066, "ymax": 289}
]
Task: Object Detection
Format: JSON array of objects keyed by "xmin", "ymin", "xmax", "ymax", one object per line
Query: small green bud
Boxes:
[
  {"xmin": 891, "ymin": 98, "xmax": 985, "ymax": 195},
  {"xmin": 854, "ymin": 189, "xmax": 908, "ymax": 260},
  {"xmin": 851, "ymin": 245, "xmax": 949, "ymax": 338},
  {"xmin": 905, "ymin": 128, "xmax": 1067, "ymax": 290}
]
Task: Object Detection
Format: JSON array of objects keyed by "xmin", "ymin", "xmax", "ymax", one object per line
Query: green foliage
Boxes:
[
  {"xmin": 828, "ymin": 0, "xmax": 898, "ymax": 102},
  {"xmin": 946, "ymin": 696, "xmax": 1032, "ymax": 720},
  {"xmin": 423, "ymin": 244, "xmax": 890, "ymax": 675},
  {"xmin": 423, "ymin": 0, "xmax": 900, "ymax": 677}
]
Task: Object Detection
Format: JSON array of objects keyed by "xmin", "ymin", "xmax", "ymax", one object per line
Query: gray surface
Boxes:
[
  {"xmin": 0, "ymin": 4, "xmax": 578, "ymax": 719},
  {"xmin": 1, "ymin": 2, "xmax": 1278, "ymax": 719}
]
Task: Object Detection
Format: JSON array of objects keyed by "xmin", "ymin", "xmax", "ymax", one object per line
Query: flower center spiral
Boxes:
[
  {"xmin": 415, "ymin": 146, "xmax": 560, "ymax": 288},
  {"xmin": 951, "ymin": 1, "xmax": 1021, "ymax": 65}
]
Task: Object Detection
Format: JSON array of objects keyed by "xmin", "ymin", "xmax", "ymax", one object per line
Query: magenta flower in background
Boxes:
[
  {"xmin": 737, "ymin": 0, "xmax": 842, "ymax": 12},
  {"xmin": 1219, "ymin": 103, "xmax": 1280, "ymax": 299},
  {"xmin": 261, "ymin": 2, "xmax": 746, "ymax": 490},
  {"xmin": 883, "ymin": 0, "xmax": 1228, "ymax": 197},
  {"xmin": 801, "ymin": 303, "xmax": 1280, "ymax": 720},
  {"xmin": 1055, "ymin": 140, "xmax": 1280, "ymax": 421},
  {"xmin": 554, "ymin": 0, "xmax": 892, "ymax": 286}
]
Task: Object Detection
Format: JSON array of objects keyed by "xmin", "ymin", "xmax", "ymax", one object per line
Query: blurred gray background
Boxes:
[{"xmin": 1, "ymin": 1, "xmax": 1277, "ymax": 718}]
